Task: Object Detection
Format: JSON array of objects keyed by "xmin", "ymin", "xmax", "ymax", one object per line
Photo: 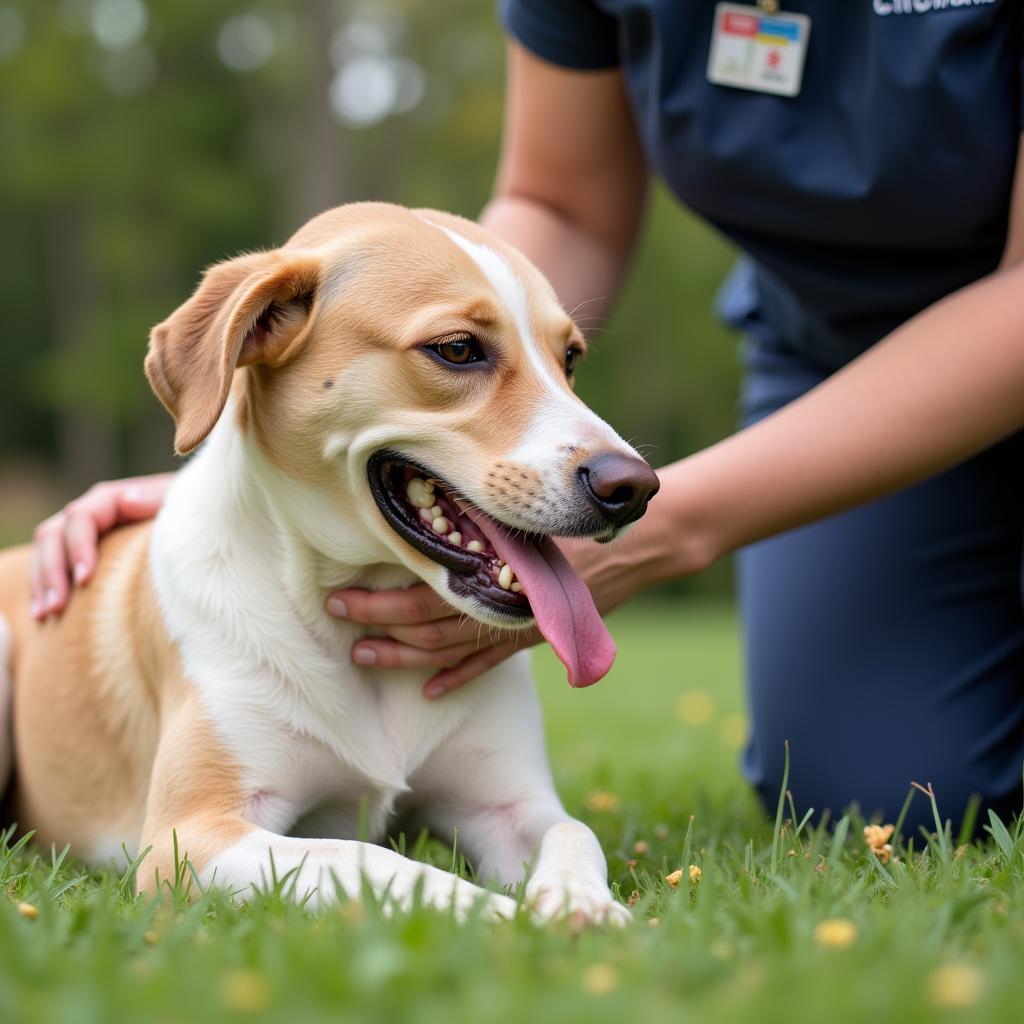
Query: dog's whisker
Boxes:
[{"xmin": 564, "ymin": 295, "xmax": 607, "ymax": 321}]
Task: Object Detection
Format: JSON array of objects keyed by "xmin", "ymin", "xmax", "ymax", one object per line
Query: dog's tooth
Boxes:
[
  {"xmin": 510, "ymin": 581, "xmax": 523, "ymax": 593},
  {"xmin": 432, "ymin": 516, "xmax": 451, "ymax": 535},
  {"xmin": 430, "ymin": 505, "xmax": 443, "ymax": 519},
  {"xmin": 466, "ymin": 540, "xmax": 484, "ymax": 553},
  {"xmin": 448, "ymin": 531, "xmax": 462, "ymax": 547},
  {"xmin": 419, "ymin": 508, "xmax": 434, "ymax": 524},
  {"xmin": 498, "ymin": 564, "xmax": 514, "ymax": 590},
  {"xmin": 406, "ymin": 477, "xmax": 434, "ymax": 508}
]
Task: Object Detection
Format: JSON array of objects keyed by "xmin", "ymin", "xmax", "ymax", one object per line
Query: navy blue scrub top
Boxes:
[{"xmin": 500, "ymin": 0, "xmax": 1024, "ymax": 368}]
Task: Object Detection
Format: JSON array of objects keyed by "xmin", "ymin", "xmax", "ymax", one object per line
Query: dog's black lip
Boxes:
[
  {"xmin": 367, "ymin": 450, "xmax": 533, "ymax": 620},
  {"xmin": 367, "ymin": 451, "xmax": 477, "ymax": 576}
]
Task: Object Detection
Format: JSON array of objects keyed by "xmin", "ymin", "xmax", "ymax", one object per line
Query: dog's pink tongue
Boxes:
[{"xmin": 467, "ymin": 513, "xmax": 615, "ymax": 687}]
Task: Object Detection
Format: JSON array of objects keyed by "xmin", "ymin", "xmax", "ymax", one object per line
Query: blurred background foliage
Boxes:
[{"xmin": 0, "ymin": 0, "xmax": 741, "ymax": 593}]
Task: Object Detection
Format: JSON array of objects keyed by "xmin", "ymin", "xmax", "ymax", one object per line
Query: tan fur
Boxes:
[
  {"xmin": 147, "ymin": 253, "xmax": 321, "ymax": 455},
  {"xmin": 243, "ymin": 205, "xmax": 586, "ymax": 483},
  {"xmin": 484, "ymin": 461, "xmax": 545, "ymax": 513},
  {"xmin": 0, "ymin": 526, "xmax": 243, "ymax": 887}
]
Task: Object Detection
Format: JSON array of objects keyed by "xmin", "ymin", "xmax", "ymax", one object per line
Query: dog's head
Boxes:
[{"xmin": 146, "ymin": 203, "xmax": 658, "ymax": 685}]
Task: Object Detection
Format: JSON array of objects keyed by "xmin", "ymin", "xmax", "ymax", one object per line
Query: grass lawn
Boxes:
[{"xmin": 3, "ymin": 601, "xmax": 1024, "ymax": 1023}]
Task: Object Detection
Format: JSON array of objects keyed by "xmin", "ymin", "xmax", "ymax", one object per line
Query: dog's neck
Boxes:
[
  {"xmin": 148, "ymin": 411, "xmax": 452, "ymax": 786},
  {"xmin": 150, "ymin": 410, "xmax": 416, "ymax": 654}
]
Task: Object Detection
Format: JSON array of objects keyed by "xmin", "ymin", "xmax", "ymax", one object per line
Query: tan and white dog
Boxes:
[{"xmin": 0, "ymin": 203, "xmax": 658, "ymax": 922}]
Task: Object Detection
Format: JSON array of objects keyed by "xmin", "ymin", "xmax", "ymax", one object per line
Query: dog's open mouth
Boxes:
[
  {"xmin": 367, "ymin": 451, "xmax": 617, "ymax": 687},
  {"xmin": 368, "ymin": 452, "xmax": 531, "ymax": 619}
]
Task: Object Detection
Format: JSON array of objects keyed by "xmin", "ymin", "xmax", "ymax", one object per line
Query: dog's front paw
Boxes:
[{"xmin": 526, "ymin": 877, "xmax": 631, "ymax": 927}]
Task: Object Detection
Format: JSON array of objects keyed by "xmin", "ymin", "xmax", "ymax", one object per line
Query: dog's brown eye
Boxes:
[
  {"xmin": 427, "ymin": 336, "xmax": 485, "ymax": 366},
  {"xmin": 565, "ymin": 346, "xmax": 582, "ymax": 378}
]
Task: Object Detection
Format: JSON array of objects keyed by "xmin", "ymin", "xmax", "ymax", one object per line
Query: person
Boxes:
[{"xmin": 30, "ymin": 2, "xmax": 1024, "ymax": 833}]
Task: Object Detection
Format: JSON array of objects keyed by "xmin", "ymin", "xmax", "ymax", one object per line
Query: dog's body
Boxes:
[{"xmin": 0, "ymin": 204, "xmax": 657, "ymax": 920}]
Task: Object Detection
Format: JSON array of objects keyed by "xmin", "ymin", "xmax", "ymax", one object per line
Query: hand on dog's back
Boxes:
[{"xmin": 30, "ymin": 474, "xmax": 172, "ymax": 619}]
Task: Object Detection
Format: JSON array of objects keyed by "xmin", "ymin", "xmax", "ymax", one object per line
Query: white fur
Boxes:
[
  {"xmin": 434, "ymin": 226, "xmax": 565, "ymax": 400},
  {"xmin": 432, "ymin": 224, "xmax": 631, "ymax": 487},
  {"xmin": 201, "ymin": 829, "xmax": 517, "ymax": 919},
  {"xmin": 148, "ymin": 407, "xmax": 626, "ymax": 923}
]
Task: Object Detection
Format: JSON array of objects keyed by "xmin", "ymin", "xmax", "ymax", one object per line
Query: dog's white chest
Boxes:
[{"xmin": 219, "ymin": 677, "xmax": 479, "ymax": 842}]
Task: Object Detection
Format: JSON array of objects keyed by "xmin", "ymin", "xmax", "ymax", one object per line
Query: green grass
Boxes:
[{"xmin": 4, "ymin": 602, "xmax": 1024, "ymax": 1023}]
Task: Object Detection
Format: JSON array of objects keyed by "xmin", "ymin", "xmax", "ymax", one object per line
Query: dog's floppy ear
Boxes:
[{"xmin": 146, "ymin": 250, "xmax": 321, "ymax": 455}]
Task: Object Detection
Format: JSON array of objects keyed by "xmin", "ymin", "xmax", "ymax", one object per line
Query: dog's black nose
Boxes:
[{"xmin": 577, "ymin": 453, "xmax": 660, "ymax": 528}]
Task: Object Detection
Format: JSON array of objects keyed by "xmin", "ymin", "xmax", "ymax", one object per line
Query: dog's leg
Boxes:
[
  {"xmin": 421, "ymin": 790, "xmax": 629, "ymax": 926},
  {"xmin": 138, "ymin": 704, "xmax": 515, "ymax": 919},
  {"xmin": 410, "ymin": 663, "xmax": 629, "ymax": 925},
  {"xmin": 198, "ymin": 827, "xmax": 516, "ymax": 918},
  {"xmin": 523, "ymin": 817, "xmax": 631, "ymax": 925}
]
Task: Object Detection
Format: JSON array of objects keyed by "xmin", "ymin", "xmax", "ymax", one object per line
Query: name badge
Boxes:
[{"xmin": 707, "ymin": 3, "xmax": 811, "ymax": 98}]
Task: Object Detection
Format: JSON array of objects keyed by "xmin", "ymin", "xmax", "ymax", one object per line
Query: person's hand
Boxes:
[
  {"xmin": 327, "ymin": 469, "xmax": 722, "ymax": 699},
  {"xmin": 326, "ymin": 531, "xmax": 661, "ymax": 699},
  {"xmin": 30, "ymin": 473, "xmax": 173, "ymax": 619},
  {"xmin": 327, "ymin": 581, "xmax": 545, "ymax": 699}
]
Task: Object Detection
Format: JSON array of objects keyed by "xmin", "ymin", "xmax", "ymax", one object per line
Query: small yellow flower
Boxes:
[
  {"xmin": 16, "ymin": 902, "xmax": 38, "ymax": 921},
  {"xmin": 927, "ymin": 964, "xmax": 983, "ymax": 1008},
  {"xmin": 676, "ymin": 690, "xmax": 715, "ymax": 725},
  {"xmin": 863, "ymin": 823, "xmax": 894, "ymax": 846},
  {"xmin": 585, "ymin": 791, "xmax": 620, "ymax": 813},
  {"xmin": 864, "ymin": 824, "xmax": 895, "ymax": 864},
  {"xmin": 814, "ymin": 918, "xmax": 858, "ymax": 949},
  {"xmin": 665, "ymin": 869, "xmax": 684, "ymax": 889},
  {"xmin": 143, "ymin": 930, "xmax": 160, "ymax": 946},
  {"xmin": 340, "ymin": 900, "xmax": 366, "ymax": 925},
  {"xmin": 220, "ymin": 970, "xmax": 271, "ymax": 1013},
  {"xmin": 689, "ymin": 864, "xmax": 702, "ymax": 884},
  {"xmin": 719, "ymin": 714, "xmax": 748, "ymax": 749},
  {"xmin": 633, "ymin": 840, "xmax": 649, "ymax": 855},
  {"xmin": 581, "ymin": 962, "xmax": 619, "ymax": 995},
  {"xmin": 647, "ymin": 917, "xmax": 660, "ymax": 928}
]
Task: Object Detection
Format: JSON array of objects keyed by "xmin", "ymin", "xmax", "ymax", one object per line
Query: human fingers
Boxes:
[
  {"xmin": 30, "ymin": 514, "xmax": 72, "ymax": 619},
  {"xmin": 55, "ymin": 478, "xmax": 139, "ymax": 592},
  {"xmin": 350, "ymin": 637, "xmax": 483, "ymax": 671},
  {"xmin": 377, "ymin": 616, "xmax": 491, "ymax": 652},
  {"xmin": 30, "ymin": 476, "xmax": 171, "ymax": 617},
  {"xmin": 326, "ymin": 585, "xmax": 455, "ymax": 626},
  {"xmin": 62, "ymin": 506, "xmax": 100, "ymax": 589},
  {"xmin": 116, "ymin": 475, "xmax": 174, "ymax": 522},
  {"xmin": 421, "ymin": 629, "xmax": 541, "ymax": 699}
]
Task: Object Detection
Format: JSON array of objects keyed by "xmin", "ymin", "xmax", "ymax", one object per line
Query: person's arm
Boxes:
[
  {"xmin": 641, "ymin": 133, "xmax": 1024, "ymax": 579},
  {"xmin": 480, "ymin": 43, "xmax": 648, "ymax": 326},
  {"xmin": 609, "ymin": 252, "xmax": 1024, "ymax": 589}
]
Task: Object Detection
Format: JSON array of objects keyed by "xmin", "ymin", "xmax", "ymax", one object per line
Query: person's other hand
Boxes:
[
  {"xmin": 30, "ymin": 473, "xmax": 173, "ymax": 619},
  {"xmin": 326, "ymin": 533, "xmax": 646, "ymax": 700},
  {"xmin": 326, "ymin": 581, "xmax": 544, "ymax": 699}
]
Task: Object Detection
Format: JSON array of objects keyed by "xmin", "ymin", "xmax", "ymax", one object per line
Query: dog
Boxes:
[{"xmin": 0, "ymin": 203, "xmax": 659, "ymax": 922}]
